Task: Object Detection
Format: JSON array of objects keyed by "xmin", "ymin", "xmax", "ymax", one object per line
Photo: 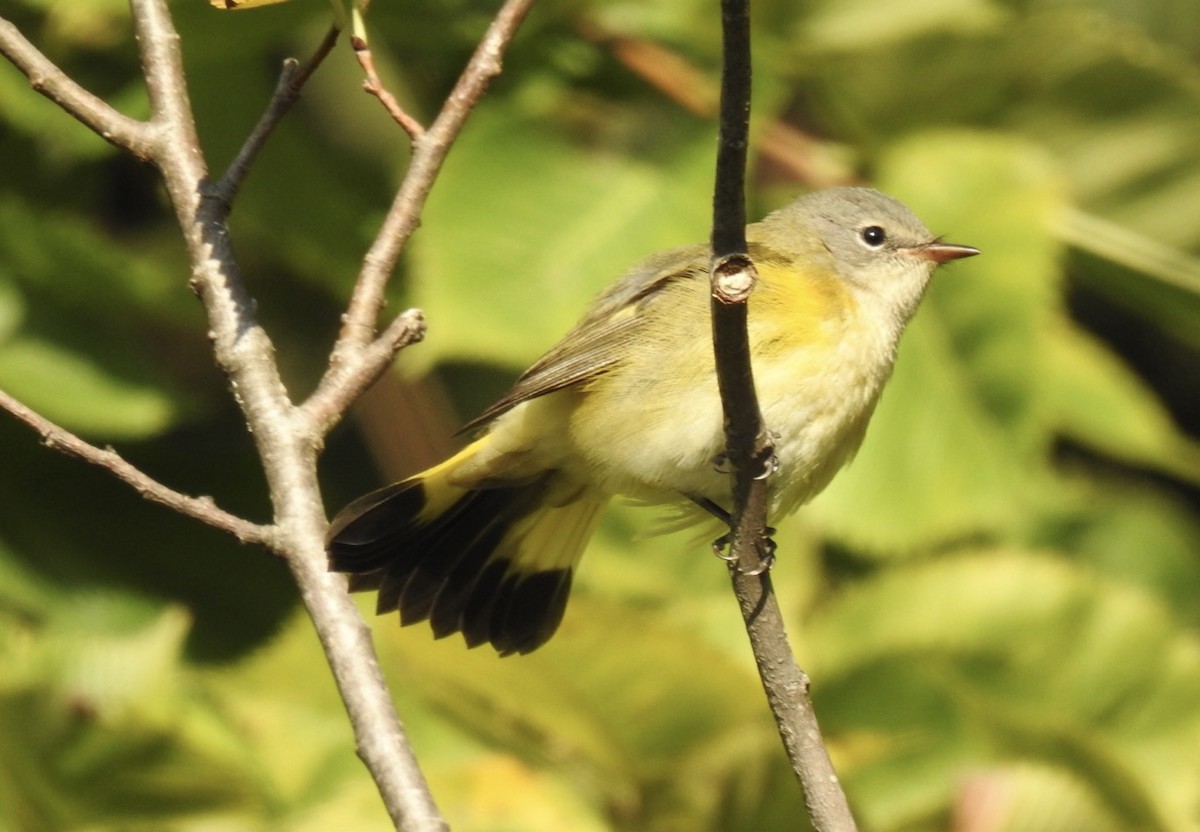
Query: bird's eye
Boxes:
[{"xmin": 860, "ymin": 225, "xmax": 887, "ymax": 247}]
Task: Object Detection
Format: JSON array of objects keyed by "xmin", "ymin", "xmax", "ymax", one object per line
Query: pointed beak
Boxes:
[{"xmin": 912, "ymin": 241, "xmax": 980, "ymax": 264}]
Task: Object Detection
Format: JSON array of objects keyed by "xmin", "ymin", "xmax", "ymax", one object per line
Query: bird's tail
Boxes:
[{"xmin": 326, "ymin": 440, "xmax": 606, "ymax": 655}]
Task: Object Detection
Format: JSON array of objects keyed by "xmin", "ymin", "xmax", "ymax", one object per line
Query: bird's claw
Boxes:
[
  {"xmin": 754, "ymin": 450, "xmax": 780, "ymax": 481},
  {"xmin": 711, "ymin": 532, "xmax": 738, "ymax": 562},
  {"xmin": 712, "ymin": 447, "xmax": 779, "ymax": 480},
  {"xmin": 741, "ymin": 535, "xmax": 777, "ymax": 575},
  {"xmin": 711, "ymin": 528, "xmax": 777, "ymax": 573}
]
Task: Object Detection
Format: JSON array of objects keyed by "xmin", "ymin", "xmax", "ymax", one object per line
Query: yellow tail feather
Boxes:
[{"xmin": 327, "ymin": 440, "xmax": 606, "ymax": 655}]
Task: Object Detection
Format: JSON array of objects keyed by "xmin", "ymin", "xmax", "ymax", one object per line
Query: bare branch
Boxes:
[
  {"xmin": 302, "ymin": 308, "xmax": 426, "ymax": 436},
  {"xmin": 0, "ymin": 16, "xmax": 152, "ymax": 157},
  {"xmin": 211, "ymin": 27, "xmax": 340, "ymax": 206},
  {"xmin": 295, "ymin": 24, "xmax": 342, "ymax": 91},
  {"xmin": 301, "ymin": 0, "xmax": 534, "ymax": 436},
  {"xmin": 0, "ymin": 387, "xmax": 274, "ymax": 547},
  {"xmin": 289, "ymin": 533, "xmax": 449, "ymax": 832},
  {"xmin": 330, "ymin": 0, "xmax": 536, "ymax": 359},
  {"xmin": 708, "ymin": 1, "xmax": 859, "ymax": 829},
  {"xmin": 353, "ymin": 35, "xmax": 427, "ymax": 142},
  {"xmin": 211, "ymin": 58, "xmax": 301, "ymax": 205},
  {"xmin": 4, "ymin": 1, "xmax": 524, "ymax": 828},
  {"xmin": 125, "ymin": 2, "xmax": 448, "ymax": 828}
]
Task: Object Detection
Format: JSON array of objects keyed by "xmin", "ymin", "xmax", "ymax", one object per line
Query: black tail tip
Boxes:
[{"xmin": 325, "ymin": 479, "xmax": 576, "ymax": 656}]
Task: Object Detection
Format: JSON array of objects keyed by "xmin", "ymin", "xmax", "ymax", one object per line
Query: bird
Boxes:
[{"xmin": 326, "ymin": 186, "xmax": 979, "ymax": 655}]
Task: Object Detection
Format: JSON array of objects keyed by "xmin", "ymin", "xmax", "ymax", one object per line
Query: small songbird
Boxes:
[{"xmin": 327, "ymin": 187, "xmax": 978, "ymax": 655}]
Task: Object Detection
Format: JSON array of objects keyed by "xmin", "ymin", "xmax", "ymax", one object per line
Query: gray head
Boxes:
[{"xmin": 759, "ymin": 186, "xmax": 978, "ymax": 324}]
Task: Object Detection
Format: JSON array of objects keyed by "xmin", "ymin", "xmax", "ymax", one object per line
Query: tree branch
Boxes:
[
  {"xmin": 8, "ymin": 1, "xmax": 544, "ymax": 828},
  {"xmin": 708, "ymin": 1, "xmax": 859, "ymax": 829},
  {"xmin": 0, "ymin": 387, "xmax": 273, "ymax": 546},
  {"xmin": 125, "ymin": 2, "xmax": 447, "ymax": 828},
  {"xmin": 0, "ymin": 4, "xmax": 451, "ymax": 829},
  {"xmin": 353, "ymin": 35, "xmax": 427, "ymax": 142},
  {"xmin": 211, "ymin": 26, "xmax": 339, "ymax": 206},
  {"xmin": 0, "ymin": 16, "xmax": 152, "ymax": 157},
  {"xmin": 302, "ymin": 307, "xmax": 426, "ymax": 433},
  {"xmin": 322, "ymin": 0, "xmax": 535, "ymax": 381}
]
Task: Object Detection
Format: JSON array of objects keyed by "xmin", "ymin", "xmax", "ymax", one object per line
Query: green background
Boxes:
[{"xmin": 1, "ymin": 0, "xmax": 1199, "ymax": 829}]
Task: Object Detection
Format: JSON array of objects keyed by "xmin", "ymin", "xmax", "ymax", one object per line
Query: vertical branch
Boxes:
[
  {"xmin": 708, "ymin": 1, "xmax": 860, "ymax": 830},
  {"xmin": 710, "ymin": 1, "xmax": 750, "ymax": 260},
  {"xmin": 710, "ymin": 0, "xmax": 766, "ymax": 506},
  {"xmin": 125, "ymin": 2, "xmax": 447, "ymax": 829}
]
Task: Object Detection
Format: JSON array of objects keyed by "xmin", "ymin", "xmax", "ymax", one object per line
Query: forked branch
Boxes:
[
  {"xmin": 0, "ymin": 2, "xmax": 542, "ymax": 828},
  {"xmin": 305, "ymin": 0, "xmax": 537, "ymax": 435}
]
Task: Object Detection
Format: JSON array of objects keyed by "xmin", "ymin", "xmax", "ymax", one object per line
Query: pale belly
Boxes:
[
  {"xmin": 475, "ymin": 275, "xmax": 899, "ymax": 519},
  {"xmin": 562, "ymin": 339, "xmax": 887, "ymax": 514}
]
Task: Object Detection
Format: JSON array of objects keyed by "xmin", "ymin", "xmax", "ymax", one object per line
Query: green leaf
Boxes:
[
  {"xmin": 809, "ymin": 550, "xmax": 1200, "ymax": 831},
  {"xmin": 0, "ymin": 274, "xmax": 24, "ymax": 344},
  {"xmin": 1070, "ymin": 246, "xmax": 1200, "ymax": 352},
  {"xmin": 0, "ymin": 597, "xmax": 270, "ymax": 828},
  {"xmin": 377, "ymin": 594, "xmax": 804, "ymax": 830},
  {"xmin": 409, "ymin": 104, "xmax": 715, "ymax": 372},
  {"xmin": 1045, "ymin": 325, "xmax": 1200, "ymax": 483},
  {"xmin": 954, "ymin": 763, "xmax": 1125, "ymax": 832},
  {"xmin": 0, "ymin": 196, "xmax": 195, "ymax": 326},
  {"xmin": 0, "ymin": 536, "xmax": 53, "ymax": 622},
  {"xmin": 801, "ymin": 0, "xmax": 1003, "ymax": 52},
  {"xmin": 1053, "ymin": 481, "xmax": 1200, "ymax": 624}
]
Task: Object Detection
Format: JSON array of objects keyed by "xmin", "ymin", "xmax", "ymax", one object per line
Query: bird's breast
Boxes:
[{"xmin": 563, "ymin": 272, "xmax": 899, "ymax": 510}]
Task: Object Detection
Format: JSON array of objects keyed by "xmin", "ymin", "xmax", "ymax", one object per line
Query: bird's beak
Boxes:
[{"xmin": 912, "ymin": 241, "xmax": 980, "ymax": 264}]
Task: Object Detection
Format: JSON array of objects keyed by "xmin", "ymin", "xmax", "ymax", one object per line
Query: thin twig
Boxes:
[
  {"xmin": 312, "ymin": 0, "xmax": 536, "ymax": 429},
  {"xmin": 333, "ymin": 0, "xmax": 535, "ymax": 349},
  {"xmin": 0, "ymin": 16, "xmax": 152, "ymax": 157},
  {"xmin": 302, "ymin": 308, "xmax": 426, "ymax": 435},
  {"xmin": 353, "ymin": 35, "xmax": 427, "ymax": 142},
  {"xmin": 708, "ymin": 1, "xmax": 859, "ymax": 830},
  {"xmin": 296, "ymin": 24, "xmax": 341, "ymax": 89},
  {"xmin": 211, "ymin": 26, "xmax": 339, "ymax": 206},
  {"xmin": 0, "ymin": 387, "xmax": 274, "ymax": 547},
  {"xmin": 210, "ymin": 59, "xmax": 301, "ymax": 207}
]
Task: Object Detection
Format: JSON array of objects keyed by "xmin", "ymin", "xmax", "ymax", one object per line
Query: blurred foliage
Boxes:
[{"xmin": 1, "ymin": 0, "xmax": 1199, "ymax": 830}]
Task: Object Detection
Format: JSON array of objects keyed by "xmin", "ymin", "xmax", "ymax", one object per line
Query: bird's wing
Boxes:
[{"xmin": 461, "ymin": 244, "xmax": 710, "ymax": 432}]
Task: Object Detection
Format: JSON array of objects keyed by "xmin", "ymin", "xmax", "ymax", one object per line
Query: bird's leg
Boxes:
[
  {"xmin": 746, "ymin": 431, "xmax": 780, "ymax": 571},
  {"xmin": 688, "ymin": 494, "xmax": 776, "ymax": 572},
  {"xmin": 688, "ymin": 496, "xmax": 738, "ymax": 562}
]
